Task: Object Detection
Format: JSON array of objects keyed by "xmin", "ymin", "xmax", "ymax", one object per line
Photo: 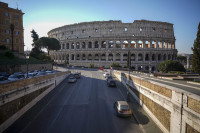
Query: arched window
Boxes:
[
  {"xmin": 101, "ymin": 41, "xmax": 106, "ymax": 48},
  {"xmin": 82, "ymin": 54, "xmax": 86, "ymax": 60},
  {"xmin": 145, "ymin": 54, "xmax": 149, "ymax": 61},
  {"xmin": 88, "ymin": 42, "xmax": 92, "ymax": 48},
  {"xmin": 95, "ymin": 41, "xmax": 99, "ymax": 48},
  {"xmin": 108, "ymin": 41, "xmax": 114, "ymax": 48},
  {"xmin": 95, "ymin": 54, "xmax": 99, "ymax": 60},
  {"xmin": 76, "ymin": 54, "xmax": 80, "ymax": 60},
  {"xmin": 131, "ymin": 54, "xmax": 135, "ymax": 61},
  {"xmin": 108, "ymin": 53, "xmax": 113, "ymax": 61},
  {"xmin": 116, "ymin": 41, "xmax": 121, "ymax": 48},
  {"xmin": 76, "ymin": 42, "xmax": 80, "ymax": 49},
  {"xmin": 101, "ymin": 54, "xmax": 106, "ymax": 61},
  {"xmin": 116, "ymin": 53, "xmax": 120, "ymax": 61},
  {"xmin": 131, "ymin": 41, "xmax": 136, "ymax": 48},
  {"xmin": 71, "ymin": 43, "xmax": 74, "ymax": 49},
  {"xmin": 82, "ymin": 42, "xmax": 86, "ymax": 49},
  {"xmin": 88, "ymin": 54, "xmax": 92, "ymax": 60},
  {"xmin": 152, "ymin": 54, "xmax": 155, "ymax": 61},
  {"xmin": 138, "ymin": 53, "xmax": 143, "ymax": 61},
  {"xmin": 123, "ymin": 53, "xmax": 127, "ymax": 61}
]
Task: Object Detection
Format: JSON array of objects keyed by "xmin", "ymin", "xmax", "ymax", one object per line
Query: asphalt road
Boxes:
[{"xmin": 4, "ymin": 69, "xmax": 142, "ymax": 133}]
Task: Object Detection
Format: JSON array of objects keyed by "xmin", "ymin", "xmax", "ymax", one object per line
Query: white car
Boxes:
[{"xmin": 103, "ymin": 73, "xmax": 110, "ymax": 78}]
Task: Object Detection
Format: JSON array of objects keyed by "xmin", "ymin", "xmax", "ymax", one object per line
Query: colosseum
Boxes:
[{"xmin": 48, "ymin": 20, "xmax": 177, "ymax": 71}]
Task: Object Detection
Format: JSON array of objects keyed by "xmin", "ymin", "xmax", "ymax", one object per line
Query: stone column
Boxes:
[
  {"xmin": 113, "ymin": 52, "xmax": 116, "ymax": 62},
  {"xmin": 150, "ymin": 40, "xmax": 152, "ymax": 48},
  {"xmin": 106, "ymin": 52, "xmax": 109, "ymax": 62},
  {"xmin": 99, "ymin": 40, "xmax": 101, "ymax": 49},
  {"xmin": 80, "ymin": 41, "xmax": 82, "ymax": 49},
  {"xmin": 136, "ymin": 40, "xmax": 138, "ymax": 48},
  {"xmin": 120, "ymin": 53, "xmax": 123, "ymax": 62}
]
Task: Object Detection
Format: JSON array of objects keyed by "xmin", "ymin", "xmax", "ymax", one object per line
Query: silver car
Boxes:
[
  {"xmin": 68, "ymin": 76, "xmax": 77, "ymax": 83},
  {"xmin": 113, "ymin": 101, "xmax": 132, "ymax": 117}
]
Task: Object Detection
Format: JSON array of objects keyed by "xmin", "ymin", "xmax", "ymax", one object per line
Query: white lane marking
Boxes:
[{"xmin": 138, "ymin": 74, "xmax": 200, "ymax": 90}]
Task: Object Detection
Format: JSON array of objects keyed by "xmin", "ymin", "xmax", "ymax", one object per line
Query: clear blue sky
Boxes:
[{"xmin": 3, "ymin": 0, "xmax": 200, "ymax": 54}]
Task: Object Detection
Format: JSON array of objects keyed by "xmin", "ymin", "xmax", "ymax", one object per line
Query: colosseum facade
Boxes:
[{"xmin": 48, "ymin": 20, "xmax": 177, "ymax": 71}]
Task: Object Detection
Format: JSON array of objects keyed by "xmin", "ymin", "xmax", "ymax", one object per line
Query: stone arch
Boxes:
[
  {"xmin": 76, "ymin": 42, "xmax": 80, "ymax": 49},
  {"xmin": 88, "ymin": 54, "xmax": 92, "ymax": 60},
  {"xmin": 145, "ymin": 66, "xmax": 149, "ymax": 71},
  {"xmin": 95, "ymin": 53, "xmax": 99, "ymax": 60},
  {"xmin": 131, "ymin": 53, "xmax": 135, "ymax": 61},
  {"xmin": 163, "ymin": 54, "xmax": 167, "ymax": 60},
  {"xmin": 131, "ymin": 41, "xmax": 136, "ymax": 48},
  {"xmin": 152, "ymin": 54, "xmax": 155, "ymax": 61},
  {"xmin": 145, "ymin": 53, "xmax": 149, "ymax": 61},
  {"xmin": 76, "ymin": 54, "xmax": 80, "ymax": 60},
  {"xmin": 152, "ymin": 66, "xmax": 156, "ymax": 71},
  {"xmin": 116, "ymin": 53, "xmax": 120, "ymax": 61},
  {"xmin": 123, "ymin": 53, "xmax": 128, "ymax": 61},
  {"xmin": 116, "ymin": 41, "xmax": 121, "ymax": 48},
  {"xmin": 138, "ymin": 40, "xmax": 143, "ymax": 48},
  {"xmin": 71, "ymin": 42, "xmax": 75, "ymax": 49},
  {"xmin": 95, "ymin": 41, "xmax": 99, "ymax": 48},
  {"xmin": 144, "ymin": 41, "xmax": 149, "ymax": 48},
  {"xmin": 158, "ymin": 54, "xmax": 161, "ymax": 61},
  {"xmin": 138, "ymin": 53, "xmax": 143, "ymax": 61},
  {"xmin": 108, "ymin": 53, "xmax": 113, "ymax": 61},
  {"xmin": 168, "ymin": 54, "xmax": 171, "ymax": 60},
  {"xmin": 88, "ymin": 42, "xmax": 92, "ymax": 48},
  {"xmin": 66, "ymin": 43, "xmax": 69, "ymax": 49},
  {"xmin": 82, "ymin": 54, "xmax": 86, "ymax": 60},
  {"xmin": 109, "ymin": 41, "xmax": 114, "ymax": 48},
  {"xmin": 71, "ymin": 54, "xmax": 74, "ymax": 60},
  {"xmin": 101, "ymin": 41, "xmax": 106, "ymax": 48},
  {"xmin": 101, "ymin": 53, "xmax": 106, "ymax": 61},
  {"xmin": 82, "ymin": 42, "xmax": 86, "ymax": 49},
  {"xmin": 123, "ymin": 40, "xmax": 129, "ymax": 48}
]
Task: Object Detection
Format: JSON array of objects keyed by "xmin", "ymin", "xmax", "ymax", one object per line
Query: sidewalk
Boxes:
[{"xmin": 112, "ymin": 73, "xmax": 163, "ymax": 133}]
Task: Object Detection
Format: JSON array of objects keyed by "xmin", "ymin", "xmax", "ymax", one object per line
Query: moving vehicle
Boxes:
[
  {"xmin": 24, "ymin": 73, "xmax": 35, "ymax": 78},
  {"xmin": 68, "ymin": 76, "xmax": 77, "ymax": 83},
  {"xmin": 107, "ymin": 79, "xmax": 116, "ymax": 87},
  {"xmin": 74, "ymin": 72, "xmax": 81, "ymax": 79},
  {"xmin": 106, "ymin": 76, "xmax": 113, "ymax": 82},
  {"xmin": 113, "ymin": 101, "xmax": 132, "ymax": 117},
  {"xmin": 103, "ymin": 73, "xmax": 110, "ymax": 78},
  {"xmin": 8, "ymin": 74, "xmax": 25, "ymax": 81}
]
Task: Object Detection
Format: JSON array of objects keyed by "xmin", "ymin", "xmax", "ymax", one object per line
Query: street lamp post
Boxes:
[
  {"xmin": 25, "ymin": 54, "xmax": 29, "ymax": 79},
  {"xmin": 122, "ymin": 44, "xmax": 131, "ymax": 102}
]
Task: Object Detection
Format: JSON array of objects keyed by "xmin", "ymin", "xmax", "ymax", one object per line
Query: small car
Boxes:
[
  {"xmin": 68, "ymin": 76, "xmax": 77, "ymax": 83},
  {"xmin": 24, "ymin": 73, "xmax": 35, "ymax": 78},
  {"xmin": 73, "ymin": 73, "xmax": 81, "ymax": 79},
  {"xmin": 107, "ymin": 79, "xmax": 116, "ymax": 87},
  {"xmin": 113, "ymin": 101, "xmax": 132, "ymax": 117},
  {"xmin": 103, "ymin": 73, "xmax": 110, "ymax": 78},
  {"xmin": 106, "ymin": 76, "xmax": 113, "ymax": 82},
  {"xmin": 8, "ymin": 74, "xmax": 24, "ymax": 81}
]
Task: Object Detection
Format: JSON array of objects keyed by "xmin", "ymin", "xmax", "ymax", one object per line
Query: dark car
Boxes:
[
  {"xmin": 106, "ymin": 76, "xmax": 113, "ymax": 82},
  {"xmin": 113, "ymin": 101, "xmax": 132, "ymax": 117},
  {"xmin": 107, "ymin": 79, "xmax": 116, "ymax": 87},
  {"xmin": 0, "ymin": 72, "xmax": 9, "ymax": 78},
  {"xmin": 73, "ymin": 73, "xmax": 81, "ymax": 79},
  {"xmin": 35, "ymin": 71, "xmax": 46, "ymax": 77}
]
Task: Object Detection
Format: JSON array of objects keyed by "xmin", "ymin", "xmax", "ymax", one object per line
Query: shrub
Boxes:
[
  {"xmin": 0, "ymin": 45, "xmax": 7, "ymax": 50},
  {"xmin": 89, "ymin": 64, "xmax": 94, "ymax": 68},
  {"xmin": 4, "ymin": 51, "xmax": 14, "ymax": 59}
]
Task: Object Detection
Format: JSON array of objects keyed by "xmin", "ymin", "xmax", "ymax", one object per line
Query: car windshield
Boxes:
[
  {"xmin": 9, "ymin": 75, "xmax": 17, "ymax": 78},
  {"xmin": 120, "ymin": 105, "xmax": 129, "ymax": 110}
]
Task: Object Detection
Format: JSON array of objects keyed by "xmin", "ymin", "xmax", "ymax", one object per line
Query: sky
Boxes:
[{"xmin": 2, "ymin": 0, "xmax": 200, "ymax": 54}]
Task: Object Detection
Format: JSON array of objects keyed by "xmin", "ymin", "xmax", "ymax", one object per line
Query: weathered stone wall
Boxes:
[
  {"xmin": 0, "ymin": 71, "xmax": 70, "ymax": 132},
  {"xmin": 0, "ymin": 64, "xmax": 53, "ymax": 74},
  {"xmin": 113, "ymin": 70, "xmax": 200, "ymax": 133}
]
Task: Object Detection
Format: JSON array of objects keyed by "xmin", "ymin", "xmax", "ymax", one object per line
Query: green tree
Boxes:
[
  {"xmin": 191, "ymin": 22, "xmax": 200, "ymax": 74},
  {"xmin": 31, "ymin": 29, "xmax": 39, "ymax": 47},
  {"xmin": 158, "ymin": 60, "xmax": 185, "ymax": 73},
  {"xmin": 35, "ymin": 37, "xmax": 61, "ymax": 55}
]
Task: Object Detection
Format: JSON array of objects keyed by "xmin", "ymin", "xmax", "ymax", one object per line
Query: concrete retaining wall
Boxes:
[
  {"xmin": 0, "ymin": 64, "xmax": 53, "ymax": 74},
  {"xmin": 0, "ymin": 71, "xmax": 70, "ymax": 132},
  {"xmin": 113, "ymin": 70, "xmax": 200, "ymax": 133}
]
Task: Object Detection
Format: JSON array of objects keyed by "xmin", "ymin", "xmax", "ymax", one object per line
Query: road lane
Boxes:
[{"xmin": 4, "ymin": 70, "xmax": 142, "ymax": 133}]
